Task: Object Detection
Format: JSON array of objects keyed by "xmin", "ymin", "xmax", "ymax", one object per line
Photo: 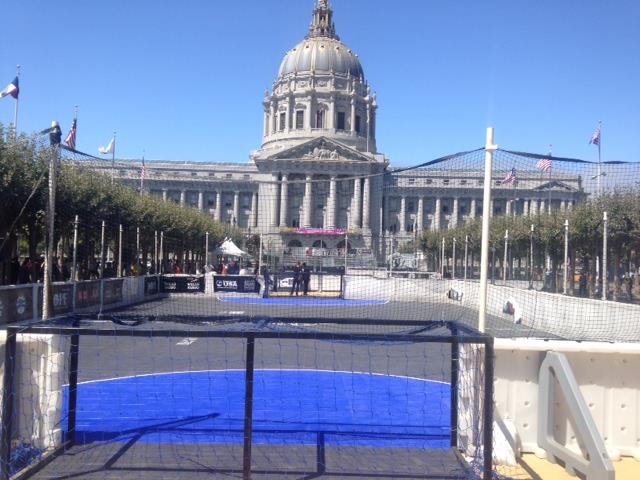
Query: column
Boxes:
[
  {"xmin": 197, "ymin": 191, "xmax": 204, "ymax": 211},
  {"xmin": 560, "ymin": 199, "xmax": 567, "ymax": 211},
  {"xmin": 531, "ymin": 199, "xmax": 538, "ymax": 216},
  {"xmin": 350, "ymin": 97, "xmax": 356, "ymax": 133},
  {"xmin": 269, "ymin": 102, "xmax": 275, "ymax": 135},
  {"xmin": 180, "ymin": 190, "xmax": 186, "ymax": 206},
  {"xmin": 250, "ymin": 191, "xmax": 258, "ymax": 228},
  {"xmin": 215, "ymin": 190, "xmax": 222, "ymax": 222},
  {"xmin": 505, "ymin": 198, "xmax": 512, "ymax": 217},
  {"xmin": 352, "ymin": 178, "xmax": 362, "ymax": 228},
  {"xmin": 399, "ymin": 196, "xmax": 406, "ymax": 233},
  {"xmin": 285, "ymin": 97, "xmax": 291, "ymax": 133},
  {"xmin": 279, "ymin": 174, "xmax": 289, "ymax": 227},
  {"xmin": 417, "ymin": 196, "xmax": 424, "ymax": 232},
  {"xmin": 271, "ymin": 174, "xmax": 279, "ymax": 227},
  {"xmin": 328, "ymin": 95, "xmax": 335, "ymax": 130},
  {"xmin": 233, "ymin": 191, "xmax": 240, "ymax": 226},
  {"xmin": 326, "ymin": 176, "xmax": 337, "ymax": 230},
  {"xmin": 523, "ymin": 199, "xmax": 530, "ymax": 217},
  {"xmin": 363, "ymin": 177, "xmax": 371, "ymax": 229},
  {"xmin": 452, "ymin": 197, "xmax": 459, "ymax": 228},
  {"xmin": 433, "ymin": 197, "xmax": 442, "ymax": 231},
  {"xmin": 302, "ymin": 175, "xmax": 313, "ymax": 228},
  {"xmin": 470, "ymin": 198, "xmax": 477, "ymax": 219},
  {"xmin": 490, "ymin": 199, "xmax": 494, "ymax": 218},
  {"xmin": 539, "ymin": 199, "xmax": 546, "ymax": 215},
  {"xmin": 162, "ymin": 189, "xmax": 168, "ymax": 202}
]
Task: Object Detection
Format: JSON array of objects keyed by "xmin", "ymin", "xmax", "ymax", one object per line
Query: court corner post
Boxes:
[{"xmin": 478, "ymin": 127, "xmax": 497, "ymax": 333}]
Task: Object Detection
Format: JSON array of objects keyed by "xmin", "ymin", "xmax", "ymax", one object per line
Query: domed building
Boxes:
[{"xmin": 104, "ymin": 0, "xmax": 584, "ymax": 269}]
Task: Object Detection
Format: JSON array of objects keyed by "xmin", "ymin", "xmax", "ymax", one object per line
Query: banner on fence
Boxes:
[
  {"xmin": 161, "ymin": 275, "xmax": 205, "ymax": 293},
  {"xmin": 144, "ymin": 276, "xmax": 159, "ymax": 295},
  {"xmin": 0, "ymin": 287, "xmax": 33, "ymax": 324},
  {"xmin": 213, "ymin": 275, "xmax": 259, "ymax": 293}
]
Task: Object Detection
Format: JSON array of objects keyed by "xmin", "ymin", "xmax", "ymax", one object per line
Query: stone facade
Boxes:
[{"xmin": 101, "ymin": 1, "xmax": 583, "ymax": 260}]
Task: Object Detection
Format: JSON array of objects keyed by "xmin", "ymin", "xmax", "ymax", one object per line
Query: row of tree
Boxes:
[
  {"xmin": 420, "ymin": 191, "xmax": 640, "ymax": 301},
  {"xmin": 0, "ymin": 125, "xmax": 237, "ymax": 284}
]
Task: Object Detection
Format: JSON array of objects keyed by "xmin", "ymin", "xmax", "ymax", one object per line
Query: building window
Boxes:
[
  {"xmin": 191, "ymin": 172, "xmax": 198, "ymax": 177},
  {"xmin": 426, "ymin": 179, "xmax": 433, "ymax": 184},
  {"xmin": 336, "ymin": 112, "xmax": 346, "ymax": 130},
  {"xmin": 355, "ymin": 115, "xmax": 361, "ymax": 133},
  {"xmin": 460, "ymin": 179, "xmax": 467, "ymax": 185},
  {"xmin": 208, "ymin": 172, "xmax": 215, "ymax": 177},
  {"xmin": 243, "ymin": 174, "xmax": 251, "ymax": 180},
  {"xmin": 279, "ymin": 112, "xmax": 286, "ymax": 131},
  {"xmin": 316, "ymin": 109, "xmax": 325, "ymax": 128},
  {"xmin": 408, "ymin": 201, "xmax": 415, "ymax": 213},
  {"xmin": 408, "ymin": 178, "xmax": 415, "ymax": 184},
  {"xmin": 443, "ymin": 179, "xmax": 450, "ymax": 185},
  {"xmin": 226, "ymin": 173, "xmax": 233, "ymax": 178},
  {"xmin": 296, "ymin": 110, "xmax": 304, "ymax": 129}
]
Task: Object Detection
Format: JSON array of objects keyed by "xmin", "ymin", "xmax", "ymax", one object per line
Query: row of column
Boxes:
[
  {"xmin": 389, "ymin": 195, "xmax": 575, "ymax": 233},
  {"xmin": 161, "ymin": 188, "xmax": 258, "ymax": 228},
  {"xmin": 274, "ymin": 175, "xmax": 372, "ymax": 230}
]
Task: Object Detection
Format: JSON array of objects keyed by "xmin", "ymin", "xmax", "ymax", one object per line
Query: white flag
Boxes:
[{"xmin": 99, "ymin": 137, "xmax": 115, "ymax": 154}]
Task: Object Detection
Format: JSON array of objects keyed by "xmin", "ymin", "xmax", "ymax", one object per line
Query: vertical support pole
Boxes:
[
  {"xmin": 0, "ymin": 329, "xmax": 17, "ymax": 480},
  {"xmin": 450, "ymin": 325, "xmax": 459, "ymax": 448},
  {"xmin": 441, "ymin": 237, "xmax": 445, "ymax": 278},
  {"xmin": 529, "ymin": 224, "xmax": 535, "ymax": 290},
  {"xmin": 483, "ymin": 339, "xmax": 495, "ymax": 480},
  {"xmin": 479, "ymin": 127, "xmax": 497, "ymax": 333},
  {"xmin": 205, "ymin": 231, "xmax": 209, "ymax": 267},
  {"xmin": 43, "ymin": 143, "xmax": 59, "ymax": 321},
  {"xmin": 464, "ymin": 235, "xmax": 469, "ymax": 280},
  {"xmin": 503, "ymin": 230, "xmax": 509, "ymax": 284},
  {"xmin": 602, "ymin": 211, "xmax": 608, "ymax": 301},
  {"xmin": 452, "ymin": 237, "xmax": 457, "ymax": 280},
  {"xmin": 154, "ymin": 230, "xmax": 158, "ymax": 274},
  {"xmin": 99, "ymin": 220, "xmax": 106, "ymax": 279},
  {"xmin": 242, "ymin": 334, "xmax": 256, "ymax": 480},
  {"xmin": 66, "ymin": 321, "xmax": 80, "ymax": 447},
  {"xmin": 563, "ymin": 219, "xmax": 569, "ymax": 295},
  {"xmin": 117, "ymin": 224, "xmax": 123, "ymax": 278},
  {"xmin": 136, "ymin": 227, "xmax": 140, "ymax": 270},
  {"xmin": 317, "ymin": 432, "xmax": 326, "ymax": 474},
  {"xmin": 159, "ymin": 231, "xmax": 164, "ymax": 274},
  {"xmin": 71, "ymin": 215, "xmax": 79, "ymax": 310}
]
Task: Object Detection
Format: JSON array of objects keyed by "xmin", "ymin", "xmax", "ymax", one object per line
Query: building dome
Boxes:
[{"xmin": 278, "ymin": 37, "xmax": 364, "ymax": 80}]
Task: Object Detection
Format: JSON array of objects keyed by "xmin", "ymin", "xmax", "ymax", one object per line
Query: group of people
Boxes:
[{"xmin": 289, "ymin": 262, "xmax": 311, "ymax": 296}]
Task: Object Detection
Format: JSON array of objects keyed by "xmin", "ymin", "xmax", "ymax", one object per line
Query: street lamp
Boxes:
[{"xmin": 529, "ymin": 224, "xmax": 535, "ymax": 290}]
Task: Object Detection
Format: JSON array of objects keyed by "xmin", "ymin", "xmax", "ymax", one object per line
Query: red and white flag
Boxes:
[
  {"xmin": 589, "ymin": 128, "xmax": 601, "ymax": 146},
  {"xmin": 64, "ymin": 118, "xmax": 77, "ymax": 150},
  {"xmin": 536, "ymin": 158, "xmax": 552, "ymax": 172}
]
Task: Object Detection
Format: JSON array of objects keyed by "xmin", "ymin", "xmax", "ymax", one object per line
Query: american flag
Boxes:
[
  {"xmin": 502, "ymin": 167, "xmax": 518, "ymax": 185},
  {"xmin": 64, "ymin": 118, "xmax": 77, "ymax": 150},
  {"xmin": 536, "ymin": 157, "xmax": 552, "ymax": 172},
  {"xmin": 589, "ymin": 128, "xmax": 601, "ymax": 146}
]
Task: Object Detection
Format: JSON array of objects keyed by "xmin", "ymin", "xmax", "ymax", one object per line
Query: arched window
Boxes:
[
  {"xmin": 316, "ymin": 109, "xmax": 325, "ymax": 129},
  {"xmin": 336, "ymin": 240, "xmax": 351, "ymax": 249},
  {"xmin": 287, "ymin": 240, "xmax": 303, "ymax": 248},
  {"xmin": 312, "ymin": 240, "xmax": 327, "ymax": 248}
]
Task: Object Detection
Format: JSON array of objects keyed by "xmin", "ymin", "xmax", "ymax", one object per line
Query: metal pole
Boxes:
[
  {"xmin": 0, "ymin": 330, "xmax": 17, "ymax": 480},
  {"xmin": 205, "ymin": 231, "xmax": 210, "ymax": 267},
  {"xmin": 602, "ymin": 211, "xmax": 608, "ymax": 301},
  {"xmin": 43, "ymin": 143, "xmax": 59, "ymax": 320},
  {"xmin": 99, "ymin": 221, "xmax": 106, "ymax": 278},
  {"xmin": 136, "ymin": 227, "xmax": 140, "ymax": 270},
  {"xmin": 344, "ymin": 212, "xmax": 349, "ymax": 275},
  {"xmin": 482, "ymin": 340, "xmax": 495, "ymax": 480},
  {"xmin": 117, "ymin": 224, "xmax": 123, "ymax": 278},
  {"xmin": 478, "ymin": 127, "xmax": 496, "ymax": 333},
  {"xmin": 154, "ymin": 230, "xmax": 158, "ymax": 274},
  {"xmin": 71, "ymin": 215, "xmax": 79, "ymax": 311},
  {"xmin": 258, "ymin": 234, "xmax": 263, "ymax": 270},
  {"xmin": 450, "ymin": 324, "xmax": 459, "ymax": 448},
  {"xmin": 12, "ymin": 65, "xmax": 20, "ymax": 134},
  {"xmin": 464, "ymin": 235, "xmax": 469, "ymax": 280},
  {"xmin": 452, "ymin": 237, "xmax": 457, "ymax": 280},
  {"xmin": 242, "ymin": 334, "xmax": 256, "ymax": 480},
  {"xmin": 441, "ymin": 237, "xmax": 445, "ymax": 278},
  {"xmin": 159, "ymin": 231, "xmax": 164, "ymax": 274},
  {"xmin": 563, "ymin": 219, "xmax": 569, "ymax": 295},
  {"xmin": 503, "ymin": 229, "xmax": 509, "ymax": 284},
  {"xmin": 529, "ymin": 224, "xmax": 534, "ymax": 290}
]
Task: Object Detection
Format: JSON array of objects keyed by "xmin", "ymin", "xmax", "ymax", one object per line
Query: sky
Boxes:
[{"xmin": 1, "ymin": 0, "xmax": 639, "ymax": 166}]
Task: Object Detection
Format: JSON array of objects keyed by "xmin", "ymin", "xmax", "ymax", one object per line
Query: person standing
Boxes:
[
  {"xmin": 262, "ymin": 265, "xmax": 271, "ymax": 298},
  {"xmin": 302, "ymin": 262, "xmax": 311, "ymax": 296},
  {"xmin": 290, "ymin": 262, "xmax": 301, "ymax": 296}
]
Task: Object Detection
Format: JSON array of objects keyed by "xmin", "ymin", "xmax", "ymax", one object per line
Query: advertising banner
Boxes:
[
  {"xmin": 103, "ymin": 279, "xmax": 124, "ymax": 305},
  {"xmin": 160, "ymin": 275, "xmax": 205, "ymax": 293},
  {"xmin": 76, "ymin": 280, "xmax": 101, "ymax": 309},
  {"xmin": 0, "ymin": 286, "xmax": 34, "ymax": 324},
  {"xmin": 213, "ymin": 275, "xmax": 259, "ymax": 293}
]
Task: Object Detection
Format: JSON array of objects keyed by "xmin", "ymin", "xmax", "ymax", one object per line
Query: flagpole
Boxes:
[
  {"xmin": 13, "ymin": 65, "xmax": 20, "ymax": 134},
  {"xmin": 140, "ymin": 149, "xmax": 145, "ymax": 195},
  {"xmin": 548, "ymin": 144, "xmax": 552, "ymax": 214},
  {"xmin": 597, "ymin": 121, "xmax": 602, "ymax": 196}
]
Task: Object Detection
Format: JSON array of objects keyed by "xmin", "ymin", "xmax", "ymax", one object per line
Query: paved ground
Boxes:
[{"xmin": 20, "ymin": 294, "xmax": 546, "ymax": 480}]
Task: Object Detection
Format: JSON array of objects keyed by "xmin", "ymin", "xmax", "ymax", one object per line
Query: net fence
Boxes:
[{"xmin": 1, "ymin": 128, "xmax": 639, "ymax": 478}]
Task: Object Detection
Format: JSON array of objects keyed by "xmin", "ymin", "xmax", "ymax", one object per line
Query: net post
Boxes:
[
  {"xmin": 316, "ymin": 431, "xmax": 326, "ymax": 474},
  {"xmin": 482, "ymin": 337, "xmax": 495, "ymax": 480},
  {"xmin": 66, "ymin": 319, "xmax": 81, "ymax": 448},
  {"xmin": 242, "ymin": 334, "xmax": 256, "ymax": 480},
  {"xmin": 450, "ymin": 324, "xmax": 459, "ymax": 449},
  {"xmin": 479, "ymin": 127, "xmax": 497, "ymax": 333},
  {"xmin": 0, "ymin": 329, "xmax": 17, "ymax": 480},
  {"xmin": 602, "ymin": 211, "xmax": 608, "ymax": 301}
]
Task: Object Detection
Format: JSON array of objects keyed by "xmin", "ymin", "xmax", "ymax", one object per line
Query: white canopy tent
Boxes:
[{"xmin": 215, "ymin": 238, "xmax": 247, "ymax": 257}]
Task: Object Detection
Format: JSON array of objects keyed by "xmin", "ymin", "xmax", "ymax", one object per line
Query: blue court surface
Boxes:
[
  {"xmin": 66, "ymin": 370, "xmax": 451, "ymax": 449},
  {"xmin": 218, "ymin": 297, "xmax": 387, "ymax": 306}
]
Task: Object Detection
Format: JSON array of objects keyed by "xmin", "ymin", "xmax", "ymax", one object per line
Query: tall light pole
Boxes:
[
  {"xmin": 43, "ymin": 122, "xmax": 61, "ymax": 320},
  {"xmin": 602, "ymin": 211, "xmax": 608, "ymax": 301},
  {"xmin": 503, "ymin": 229, "xmax": 509, "ymax": 284},
  {"xmin": 563, "ymin": 219, "xmax": 569, "ymax": 295},
  {"xmin": 529, "ymin": 224, "xmax": 535, "ymax": 290}
]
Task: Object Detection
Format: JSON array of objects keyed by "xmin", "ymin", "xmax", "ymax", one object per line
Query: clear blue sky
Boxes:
[{"xmin": 1, "ymin": 0, "xmax": 639, "ymax": 166}]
